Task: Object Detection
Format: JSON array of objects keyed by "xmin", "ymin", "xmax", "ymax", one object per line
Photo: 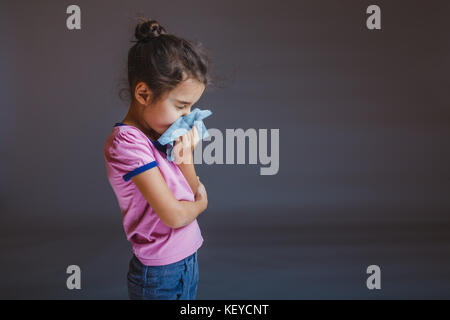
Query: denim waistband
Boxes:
[{"xmin": 133, "ymin": 250, "xmax": 197, "ymax": 269}]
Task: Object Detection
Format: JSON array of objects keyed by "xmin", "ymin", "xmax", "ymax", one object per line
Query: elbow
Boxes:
[
  {"xmin": 167, "ymin": 218, "xmax": 183, "ymax": 230},
  {"xmin": 166, "ymin": 220, "xmax": 179, "ymax": 229},
  {"xmin": 170, "ymin": 208, "xmax": 185, "ymax": 229},
  {"xmin": 161, "ymin": 201, "xmax": 185, "ymax": 229},
  {"xmin": 170, "ymin": 220, "xmax": 182, "ymax": 229},
  {"xmin": 159, "ymin": 211, "xmax": 180, "ymax": 229},
  {"xmin": 158, "ymin": 213, "xmax": 179, "ymax": 229}
]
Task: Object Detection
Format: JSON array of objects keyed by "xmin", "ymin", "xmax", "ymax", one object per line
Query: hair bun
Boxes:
[{"xmin": 135, "ymin": 18, "xmax": 167, "ymax": 43}]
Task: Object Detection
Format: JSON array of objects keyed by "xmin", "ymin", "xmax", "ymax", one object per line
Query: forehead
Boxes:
[{"xmin": 168, "ymin": 78, "xmax": 205, "ymax": 102}]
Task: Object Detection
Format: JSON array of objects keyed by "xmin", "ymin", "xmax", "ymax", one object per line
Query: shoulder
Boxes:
[
  {"xmin": 104, "ymin": 126, "xmax": 156, "ymax": 160},
  {"xmin": 114, "ymin": 126, "xmax": 148, "ymax": 142},
  {"xmin": 110, "ymin": 126, "xmax": 152, "ymax": 147}
]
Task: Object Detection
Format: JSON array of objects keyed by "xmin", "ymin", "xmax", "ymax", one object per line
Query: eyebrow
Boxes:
[{"xmin": 174, "ymin": 99, "xmax": 192, "ymax": 105}]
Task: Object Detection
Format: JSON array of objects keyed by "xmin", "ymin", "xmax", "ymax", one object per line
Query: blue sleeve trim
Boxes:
[{"xmin": 123, "ymin": 161, "xmax": 158, "ymax": 181}]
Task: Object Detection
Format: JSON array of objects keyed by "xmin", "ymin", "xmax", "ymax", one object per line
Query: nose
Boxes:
[{"xmin": 181, "ymin": 108, "xmax": 191, "ymax": 117}]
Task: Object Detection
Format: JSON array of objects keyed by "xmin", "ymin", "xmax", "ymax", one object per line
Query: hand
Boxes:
[
  {"xmin": 194, "ymin": 176, "xmax": 208, "ymax": 210},
  {"xmin": 173, "ymin": 126, "xmax": 200, "ymax": 165}
]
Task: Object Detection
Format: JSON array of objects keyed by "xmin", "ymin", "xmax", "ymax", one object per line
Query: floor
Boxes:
[{"xmin": 1, "ymin": 208, "xmax": 449, "ymax": 299}]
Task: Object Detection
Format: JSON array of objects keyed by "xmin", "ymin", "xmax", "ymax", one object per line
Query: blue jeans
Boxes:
[{"xmin": 127, "ymin": 251, "xmax": 199, "ymax": 300}]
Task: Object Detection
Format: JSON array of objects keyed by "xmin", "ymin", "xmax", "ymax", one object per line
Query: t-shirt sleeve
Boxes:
[{"xmin": 106, "ymin": 130, "xmax": 158, "ymax": 182}]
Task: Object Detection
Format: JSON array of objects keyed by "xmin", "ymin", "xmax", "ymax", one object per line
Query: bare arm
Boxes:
[
  {"xmin": 131, "ymin": 166, "xmax": 207, "ymax": 229},
  {"xmin": 173, "ymin": 126, "xmax": 201, "ymax": 194},
  {"xmin": 177, "ymin": 152, "xmax": 200, "ymax": 194}
]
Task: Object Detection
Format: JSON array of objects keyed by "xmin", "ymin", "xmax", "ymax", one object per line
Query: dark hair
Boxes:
[{"xmin": 121, "ymin": 17, "xmax": 215, "ymax": 105}]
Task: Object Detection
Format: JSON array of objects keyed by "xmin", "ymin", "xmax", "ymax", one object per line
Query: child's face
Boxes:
[{"xmin": 142, "ymin": 77, "xmax": 206, "ymax": 135}]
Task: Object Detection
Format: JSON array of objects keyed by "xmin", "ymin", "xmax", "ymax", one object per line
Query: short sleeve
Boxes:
[{"xmin": 105, "ymin": 129, "xmax": 158, "ymax": 182}]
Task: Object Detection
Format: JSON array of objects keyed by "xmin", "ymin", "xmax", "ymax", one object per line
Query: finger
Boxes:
[
  {"xmin": 191, "ymin": 126, "xmax": 198, "ymax": 141},
  {"xmin": 179, "ymin": 135, "xmax": 186, "ymax": 147},
  {"xmin": 174, "ymin": 138, "xmax": 182, "ymax": 150},
  {"xmin": 184, "ymin": 132, "xmax": 191, "ymax": 145}
]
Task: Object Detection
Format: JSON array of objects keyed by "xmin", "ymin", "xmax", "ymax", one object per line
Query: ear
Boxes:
[{"xmin": 134, "ymin": 82, "xmax": 153, "ymax": 105}]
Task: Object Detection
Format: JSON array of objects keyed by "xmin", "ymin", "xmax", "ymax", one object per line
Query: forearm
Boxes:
[
  {"xmin": 175, "ymin": 200, "xmax": 205, "ymax": 228},
  {"xmin": 177, "ymin": 153, "xmax": 200, "ymax": 194}
]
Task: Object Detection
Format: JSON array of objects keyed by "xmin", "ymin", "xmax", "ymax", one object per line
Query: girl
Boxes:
[{"xmin": 103, "ymin": 18, "xmax": 211, "ymax": 300}]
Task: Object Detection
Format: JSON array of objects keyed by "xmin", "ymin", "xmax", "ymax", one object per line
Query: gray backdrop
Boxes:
[{"xmin": 1, "ymin": 0, "xmax": 449, "ymax": 299}]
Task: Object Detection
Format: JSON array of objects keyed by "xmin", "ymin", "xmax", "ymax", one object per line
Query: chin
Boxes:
[{"xmin": 156, "ymin": 128, "xmax": 167, "ymax": 135}]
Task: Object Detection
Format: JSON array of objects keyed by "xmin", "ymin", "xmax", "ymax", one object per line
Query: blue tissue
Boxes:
[{"xmin": 157, "ymin": 108, "xmax": 212, "ymax": 161}]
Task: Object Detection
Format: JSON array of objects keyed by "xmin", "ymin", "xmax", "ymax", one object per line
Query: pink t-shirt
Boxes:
[{"xmin": 103, "ymin": 122, "xmax": 204, "ymax": 266}]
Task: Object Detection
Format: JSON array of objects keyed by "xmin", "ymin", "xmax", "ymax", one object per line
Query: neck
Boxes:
[{"xmin": 123, "ymin": 103, "xmax": 161, "ymax": 141}]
